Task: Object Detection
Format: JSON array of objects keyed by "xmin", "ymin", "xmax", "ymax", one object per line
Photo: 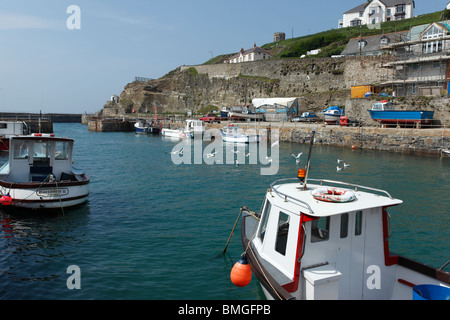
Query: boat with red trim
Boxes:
[
  {"xmin": 235, "ymin": 129, "xmax": 449, "ymax": 300},
  {"xmin": 0, "ymin": 133, "xmax": 90, "ymax": 210},
  {"xmin": 0, "ymin": 121, "xmax": 29, "ymax": 151}
]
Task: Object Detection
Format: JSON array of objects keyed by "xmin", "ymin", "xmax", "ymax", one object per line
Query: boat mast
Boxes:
[{"xmin": 303, "ymin": 128, "xmax": 316, "ymax": 190}]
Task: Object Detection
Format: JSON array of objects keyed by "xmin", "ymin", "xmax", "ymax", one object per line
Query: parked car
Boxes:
[
  {"xmin": 199, "ymin": 113, "xmax": 220, "ymax": 123},
  {"xmin": 291, "ymin": 112, "xmax": 319, "ymax": 122}
]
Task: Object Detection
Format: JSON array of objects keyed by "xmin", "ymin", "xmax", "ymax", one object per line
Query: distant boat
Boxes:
[
  {"xmin": 161, "ymin": 120, "xmax": 205, "ymax": 139},
  {"xmin": 321, "ymin": 106, "xmax": 344, "ymax": 124},
  {"xmin": 228, "ymin": 109, "xmax": 264, "ymax": 121},
  {"xmin": 368, "ymin": 101, "xmax": 434, "ymax": 125},
  {"xmin": 442, "ymin": 149, "xmax": 450, "ymax": 156},
  {"xmin": 134, "ymin": 119, "xmax": 162, "ymax": 134},
  {"xmin": 0, "ymin": 133, "xmax": 90, "ymax": 210},
  {"xmin": 291, "ymin": 112, "xmax": 319, "ymax": 122},
  {"xmin": 0, "ymin": 121, "xmax": 29, "ymax": 151},
  {"xmin": 220, "ymin": 123, "xmax": 259, "ymax": 143}
]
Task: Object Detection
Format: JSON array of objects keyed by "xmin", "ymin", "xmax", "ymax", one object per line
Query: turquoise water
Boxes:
[{"xmin": 0, "ymin": 123, "xmax": 448, "ymax": 299}]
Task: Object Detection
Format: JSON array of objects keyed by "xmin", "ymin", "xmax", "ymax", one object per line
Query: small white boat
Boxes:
[
  {"xmin": 161, "ymin": 120, "xmax": 204, "ymax": 139},
  {"xmin": 0, "ymin": 133, "xmax": 90, "ymax": 210},
  {"xmin": 322, "ymin": 106, "xmax": 344, "ymax": 124},
  {"xmin": 228, "ymin": 110, "xmax": 264, "ymax": 121},
  {"xmin": 233, "ymin": 130, "xmax": 450, "ymax": 300},
  {"xmin": 220, "ymin": 124, "xmax": 259, "ymax": 143},
  {"xmin": 441, "ymin": 148, "xmax": 450, "ymax": 156}
]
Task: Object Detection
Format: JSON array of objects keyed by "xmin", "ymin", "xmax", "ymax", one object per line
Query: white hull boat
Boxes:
[
  {"xmin": 0, "ymin": 133, "xmax": 89, "ymax": 210},
  {"xmin": 220, "ymin": 124, "xmax": 260, "ymax": 143},
  {"xmin": 161, "ymin": 120, "xmax": 204, "ymax": 139},
  {"xmin": 232, "ymin": 129, "xmax": 450, "ymax": 300}
]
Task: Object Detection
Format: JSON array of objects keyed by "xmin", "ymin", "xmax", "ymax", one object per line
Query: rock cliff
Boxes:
[{"xmin": 99, "ymin": 56, "xmax": 449, "ymax": 125}]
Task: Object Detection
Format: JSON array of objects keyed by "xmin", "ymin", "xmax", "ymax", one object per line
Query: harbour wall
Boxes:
[{"xmin": 206, "ymin": 122, "xmax": 450, "ymax": 157}]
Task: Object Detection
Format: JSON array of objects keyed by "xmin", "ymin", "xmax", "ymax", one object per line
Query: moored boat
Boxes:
[
  {"xmin": 161, "ymin": 119, "xmax": 204, "ymax": 139},
  {"xmin": 0, "ymin": 133, "xmax": 90, "ymax": 210},
  {"xmin": 0, "ymin": 121, "xmax": 29, "ymax": 151},
  {"xmin": 134, "ymin": 119, "xmax": 162, "ymax": 134},
  {"xmin": 220, "ymin": 123, "xmax": 260, "ymax": 143},
  {"xmin": 234, "ymin": 129, "xmax": 450, "ymax": 300},
  {"xmin": 321, "ymin": 106, "xmax": 344, "ymax": 124},
  {"xmin": 368, "ymin": 100, "xmax": 434, "ymax": 125}
]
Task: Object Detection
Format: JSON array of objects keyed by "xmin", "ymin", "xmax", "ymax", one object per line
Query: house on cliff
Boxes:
[
  {"xmin": 227, "ymin": 44, "xmax": 271, "ymax": 63},
  {"xmin": 341, "ymin": 31, "xmax": 407, "ymax": 56},
  {"xmin": 339, "ymin": 0, "xmax": 414, "ymax": 28},
  {"xmin": 380, "ymin": 20, "xmax": 450, "ymax": 96}
]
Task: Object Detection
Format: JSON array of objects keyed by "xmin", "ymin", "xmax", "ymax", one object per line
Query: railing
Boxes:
[
  {"xmin": 268, "ymin": 177, "xmax": 395, "ymax": 215},
  {"xmin": 0, "ymin": 114, "xmax": 51, "ymax": 121}
]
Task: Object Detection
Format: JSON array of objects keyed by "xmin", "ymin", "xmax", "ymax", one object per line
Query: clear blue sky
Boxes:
[{"xmin": 0, "ymin": 0, "xmax": 444, "ymax": 114}]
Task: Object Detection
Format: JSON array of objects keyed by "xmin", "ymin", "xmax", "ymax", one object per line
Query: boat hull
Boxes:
[
  {"xmin": 0, "ymin": 178, "xmax": 90, "ymax": 209},
  {"xmin": 161, "ymin": 128, "xmax": 186, "ymax": 138},
  {"xmin": 228, "ymin": 112, "xmax": 264, "ymax": 121},
  {"xmin": 221, "ymin": 132, "xmax": 260, "ymax": 143},
  {"xmin": 324, "ymin": 114, "xmax": 340, "ymax": 124},
  {"xmin": 368, "ymin": 110, "xmax": 434, "ymax": 124}
]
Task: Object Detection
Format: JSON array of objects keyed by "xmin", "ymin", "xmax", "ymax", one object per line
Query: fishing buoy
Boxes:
[
  {"xmin": 352, "ymin": 145, "xmax": 356, "ymax": 149},
  {"xmin": 230, "ymin": 254, "xmax": 252, "ymax": 287},
  {"xmin": 0, "ymin": 194, "xmax": 12, "ymax": 206}
]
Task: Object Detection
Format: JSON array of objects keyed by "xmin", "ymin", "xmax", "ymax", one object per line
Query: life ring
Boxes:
[{"xmin": 311, "ymin": 187, "xmax": 356, "ymax": 203}]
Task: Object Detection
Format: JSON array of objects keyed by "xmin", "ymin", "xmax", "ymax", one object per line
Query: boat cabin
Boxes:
[
  {"xmin": 3, "ymin": 134, "xmax": 76, "ymax": 183},
  {"xmin": 185, "ymin": 120, "xmax": 205, "ymax": 135},
  {"xmin": 242, "ymin": 177, "xmax": 450, "ymax": 300},
  {"xmin": 371, "ymin": 100, "xmax": 395, "ymax": 111}
]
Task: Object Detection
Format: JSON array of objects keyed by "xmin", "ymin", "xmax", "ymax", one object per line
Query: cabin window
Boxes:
[
  {"xmin": 13, "ymin": 140, "xmax": 28, "ymax": 159},
  {"xmin": 33, "ymin": 142, "xmax": 51, "ymax": 166},
  {"xmin": 355, "ymin": 211, "xmax": 363, "ymax": 236},
  {"xmin": 275, "ymin": 212, "xmax": 290, "ymax": 255},
  {"xmin": 55, "ymin": 142, "xmax": 69, "ymax": 160},
  {"xmin": 340, "ymin": 213, "xmax": 349, "ymax": 238},
  {"xmin": 311, "ymin": 217, "xmax": 330, "ymax": 243},
  {"xmin": 0, "ymin": 123, "xmax": 7, "ymax": 129},
  {"xmin": 258, "ymin": 200, "xmax": 272, "ymax": 242}
]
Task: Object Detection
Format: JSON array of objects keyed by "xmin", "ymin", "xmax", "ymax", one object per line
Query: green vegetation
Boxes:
[
  {"xmin": 203, "ymin": 10, "xmax": 448, "ymax": 63},
  {"xmin": 197, "ymin": 105, "xmax": 219, "ymax": 115}
]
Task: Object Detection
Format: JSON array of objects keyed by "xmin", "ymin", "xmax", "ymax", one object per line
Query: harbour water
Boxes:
[{"xmin": 0, "ymin": 123, "xmax": 448, "ymax": 300}]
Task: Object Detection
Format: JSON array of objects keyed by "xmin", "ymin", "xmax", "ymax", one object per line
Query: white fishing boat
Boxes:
[
  {"xmin": 232, "ymin": 129, "xmax": 450, "ymax": 300},
  {"xmin": 442, "ymin": 148, "xmax": 450, "ymax": 156},
  {"xmin": 161, "ymin": 120, "xmax": 204, "ymax": 139},
  {"xmin": 0, "ymin": 133, "xmax": 90, "ymax": 210},
  {"xmin": 220, "ymin": 124, "xmax": 259, "ymax": 143}
]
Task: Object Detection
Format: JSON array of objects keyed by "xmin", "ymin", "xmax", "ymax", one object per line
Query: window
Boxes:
[
  {"xmin": 275, "ymin": 212, "xmax": 290, "ymax": 255},
  {"xmin": 432, "ymin": 61, "xmax": 441, "ymax": 69},
  {"xmin": 311, "ymin": 217, "xmax": 330, "ymax": 243},
  {"xmin": 355, "ymin": 211, "xmax": 363, "ymax": 236},
  {"xmin": 33, "ymin": 142, "xmax": 51, "ymax": 166},
  {"xmin": 358, "ymin": 40, "xmax": 367, "ymax": 49},
  {"xmin": 387, "ymin": 8, "xmax": 391, "ymax": 16},
  {"xmin": 258, "ymin": 200, "xmax": 272, "ymax": 242},
  {"xmin": 55, "ymin": 142, "xmax": 69, "ymax": 160},
  {"xmin": 340, "ymin": 214, "xmax": 349, "ymax": 238},
  {"xmin": 13, "ymin": 140, "xmax": 28, "ymax": 159}
]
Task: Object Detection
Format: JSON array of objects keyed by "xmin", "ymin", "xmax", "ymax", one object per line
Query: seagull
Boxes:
[
  {"xmin": 245, "ymin": 152, "xmax": 251, "ymax": 157},
  {"xmin": 231, "ymin": 150, "xmax": 240, "ymax": 154},
  {"xmin": 206, "ymin": 151, "xmax": 217, "ymax": 158},
  {"xmin": 265, "ymin": 156, "xmax": 271, "ymax": 160},
  {"xmin": 168, "ymin": 148, "xmax": 184, "ymax": 155},
  {"xmin": 336, "ymin": 166, "xmax": 342, "ymax": 172},
  {"xmin": 344, "ymin": 163, "xmax": 350, "ymax": 168},
  {"xmin": 271, "ymin": 141, "xmax": 279, "ymax": 148},
  {"xmin": 337, "ymin": 159, "xmax": 343, "ymax": 164},
  {"xmin": 290, "ymin": 152, "xmax": 303, "ymax": 159},
  {"xmin": 235, "ymin": 160, "xmax": 239, "ymax": 166}
]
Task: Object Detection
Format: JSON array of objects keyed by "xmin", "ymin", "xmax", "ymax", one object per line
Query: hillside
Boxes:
[{"xmin": 203, "ymin": 9, "xmax": 449, "ymax": 64}]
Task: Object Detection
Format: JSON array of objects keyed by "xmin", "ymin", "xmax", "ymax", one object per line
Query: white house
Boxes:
[
  {"xmin": 227, "ymin": 44, "xmax": 271, "ymax": 64},
  {"xmin": 339, "ymin": 0, "xmax": 415, "ymax": 28}
]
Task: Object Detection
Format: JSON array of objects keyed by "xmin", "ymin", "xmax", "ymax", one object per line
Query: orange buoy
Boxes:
[
  {"xmin": 0, "ymin": 194, "xmax": 12, "ymax": 206},
  {"xmin": 230, "ymin": 254, "xmax": 252, "ymax": 287}
]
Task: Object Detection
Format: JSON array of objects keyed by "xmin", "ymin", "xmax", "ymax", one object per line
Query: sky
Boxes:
[{"xmin": 0, "ymin": 0, "xmax": 446, "ymax": 114}]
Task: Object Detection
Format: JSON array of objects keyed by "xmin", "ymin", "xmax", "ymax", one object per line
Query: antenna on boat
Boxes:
[{"xmin": 303, "ymin": 128, "xmax": 316, "ymax": 190}]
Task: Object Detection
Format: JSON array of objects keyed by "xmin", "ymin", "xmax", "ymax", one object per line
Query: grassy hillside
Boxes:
[{"xmin": 203, "ymin": 9, "xmax": 449, "ymax": 64}]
